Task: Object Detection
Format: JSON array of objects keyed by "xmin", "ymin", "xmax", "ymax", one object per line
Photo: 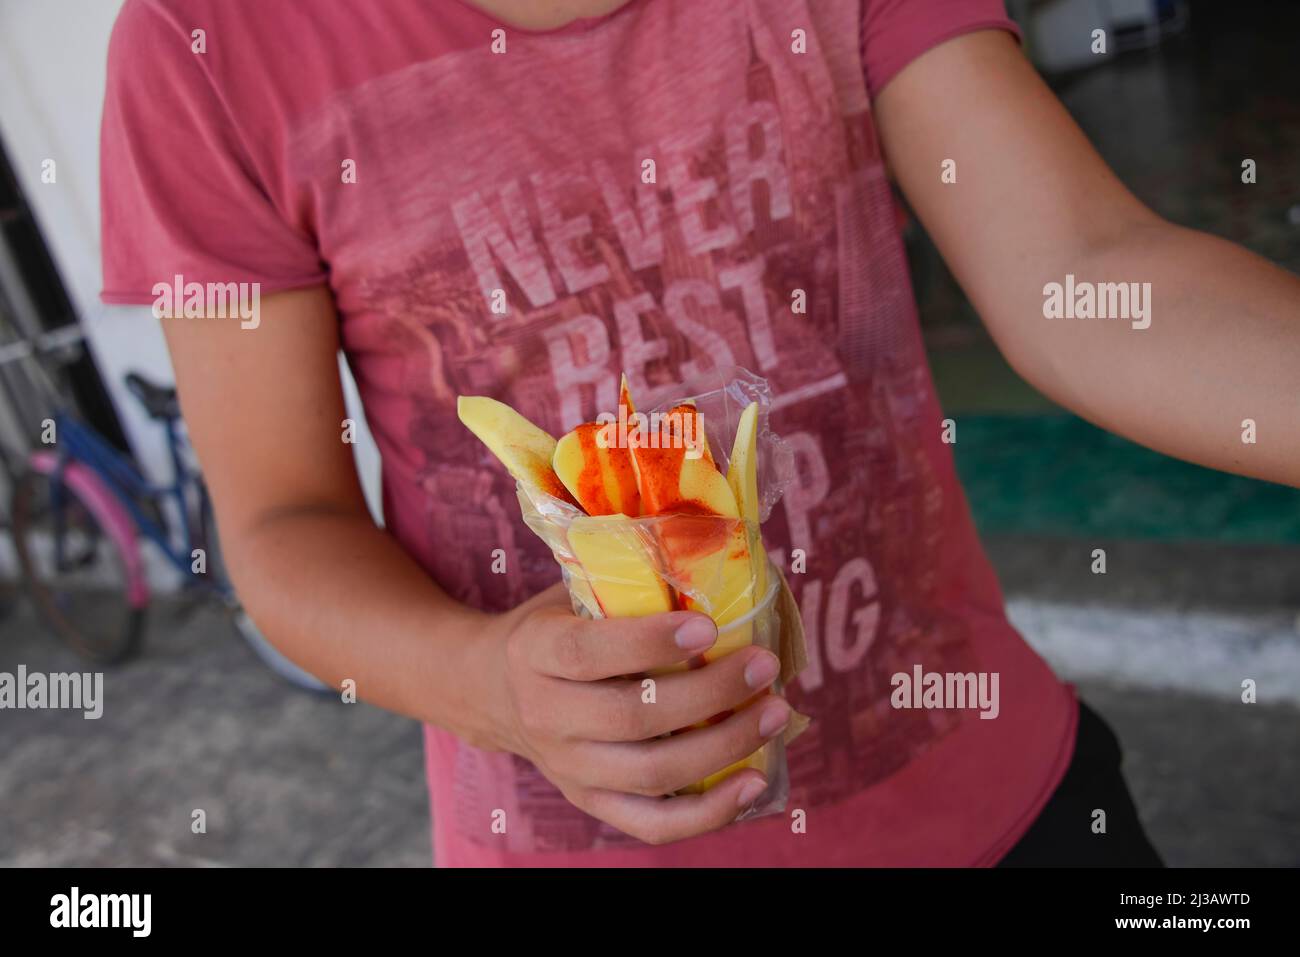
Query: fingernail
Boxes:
[
  {"xmin": 758, "ymin": 699, "xmax": 791, "ymax": 738},
  {"xmin": 736, "ymin": 778, "xmax": 766, "ymax": 808},
  {"xmin": 743, "ymin": 650, "xmax": 780, "ymax": 689},
  {"xmin": 674, "ymin": 616, "xmax": 717, "ymax": 651}
]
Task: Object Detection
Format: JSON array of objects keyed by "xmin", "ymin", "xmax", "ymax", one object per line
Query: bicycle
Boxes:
[{"xmin": 1, "ymin": 327, "xmax": 328, "ymax": 691}]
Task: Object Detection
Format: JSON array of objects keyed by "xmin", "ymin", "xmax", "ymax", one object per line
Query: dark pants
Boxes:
[{"xmin": 998, "ymin": 700, "xmax": 1165, "ymax": 867}]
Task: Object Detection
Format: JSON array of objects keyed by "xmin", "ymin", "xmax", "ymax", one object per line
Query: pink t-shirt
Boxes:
[{"xmin": 101, "ymin": 0, "xmax": 1077, "ymax": 866}]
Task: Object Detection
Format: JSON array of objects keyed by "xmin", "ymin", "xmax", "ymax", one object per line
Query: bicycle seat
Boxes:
[{"xmin": 125, "ymin": 372, "xmax": 180, "ymax": 420}]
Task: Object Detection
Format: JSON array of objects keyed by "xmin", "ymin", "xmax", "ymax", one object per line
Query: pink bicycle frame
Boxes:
[{"xmin": 27, "ymin": 450, "xmax": 150, "ymax": 609}]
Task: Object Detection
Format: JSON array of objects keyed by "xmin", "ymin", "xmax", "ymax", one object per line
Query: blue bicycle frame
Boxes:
[{"xmin": 47, "ymin": 408, "xmax": 220, "ymax": 592}]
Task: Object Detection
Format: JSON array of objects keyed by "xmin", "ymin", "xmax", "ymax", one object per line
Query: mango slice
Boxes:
[
  {"xmin": 726, "ymin": 401, "xmax": 768, "ymax": 620},
  {"xmin": 632, "ymin": 403, "xmax": 737, "ymax": 518},
  {"xmin": 681, "ymin": 743, "xmax": 768, "ymax": 795},
  {"xmin": 457, "ymin": 396, "xmax": 576, "ymax": 506},
  {"xmin": 631, "ymin": 405, "xmax": 755, "ymax": 658},
  {"xmin": 566, "ymin": 514, "xmax": 673, "ymax": 618},
  {"xmin": 553, "ymin": 424, "xmax": 640, "ymax": 517},
  {"xmin": 553, "ymin": 378, "xmax": 669, "ymax": 618},
  {"xmin": 679, "ymin": 401, "xmax": 770, "ymax": 793},
  {"xmin": 459, "ymin": 396, "xmax": 600, "ymax": 611}
]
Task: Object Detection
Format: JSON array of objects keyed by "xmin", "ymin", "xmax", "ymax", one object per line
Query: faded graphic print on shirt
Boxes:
[{"xmin": 294, "ymin": 0, "xmax": 980, "ymax": 851}]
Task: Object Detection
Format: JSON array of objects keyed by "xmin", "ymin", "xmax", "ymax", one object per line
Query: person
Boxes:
[{"xmin": 99, "ymin": 0, "xmax": 1297, "ymax": 867}]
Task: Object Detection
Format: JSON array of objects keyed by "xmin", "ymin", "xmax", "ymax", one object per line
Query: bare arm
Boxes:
[
  {"xmin": 164, "ymin": 286, "xmax": 492, "ymax": 738},
  {"xmin": 164, "ymin": 285, "xmax": 787, "ymax": 843},
  {"xmin": 876, "ymin": 31, "xmax": 1300, "ymax": 486}
]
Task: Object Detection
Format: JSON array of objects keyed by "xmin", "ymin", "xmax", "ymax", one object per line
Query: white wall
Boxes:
[{"xmin": 0, "ymin": 0, "xmax": 383, "ymax": 581}]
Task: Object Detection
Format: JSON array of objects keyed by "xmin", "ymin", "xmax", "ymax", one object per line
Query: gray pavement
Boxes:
[
  {"xmin": 1, "ymin": 555, "xmax": 1297, "ymax": 867},
  {"xmin": 0, "ymin": 598, "xmax": 429, "ymax": 867},
  {"xmin": 1082, "ymin": 683, "xmax": 1300, "ymax": 868}
]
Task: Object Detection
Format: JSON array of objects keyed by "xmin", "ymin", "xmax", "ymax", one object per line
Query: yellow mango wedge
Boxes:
[
  {"xmin": 632, "ymin": 403, "xmax": 737, "ymax": 516},
  {"xmin": 680, "ymin": 402, "xmax": 772, "ymax": 793},
  {"xmin": 566, "ymin": 514, "xmax": 672, "ymax": 618},
  {"xmin": 552, "ymin": 379, "xmax": 671, "ymax": 619},
  {"xmin": 727, "ymin": 403, "xmax": 761, "ymax": 525},
  {"xmin": 553, "ymin": 423, "xmax": 641, "ymax": 516},
  {"xmin": 681, "ymin": 743, "xmax": 768, "ymax": 795},
  {"xmin": 552, "ymin": 378, "xmax": 642, "ymax": 521},
  {"xmin": 458, "ymin": 395, "xmax": 600, "ymax": 613},
  {"xmin": 457, "ymin": 396, "xmax": 576, "ymax": 506},
  {"xmin": 680, "ymin": 398, "xmax": 715, "ymax": 467},
  {"xmin": 727, "ymin": 401, "xmax": 767, "ymax": 624},
  {"xmin": 618, "ymin": 372, "xmax": 636, "ymax": 426},
  {"xmin": 631, "ymin": 404, "xmax": 755, "ymax": 657}
]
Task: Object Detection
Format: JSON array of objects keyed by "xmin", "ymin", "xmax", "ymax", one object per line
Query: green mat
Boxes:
[{"xmin": 952, "ymin": 415, "xmax": 1300, "ymax": 545}]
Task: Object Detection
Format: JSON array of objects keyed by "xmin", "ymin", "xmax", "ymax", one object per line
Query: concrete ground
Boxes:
[
  {"xmin": 1, "ymin": 538, "xmax": 1298, "ymax": 867},
  {"xmin": 0, "ymin": 598, "xmax": 431, "ymax": 868}
]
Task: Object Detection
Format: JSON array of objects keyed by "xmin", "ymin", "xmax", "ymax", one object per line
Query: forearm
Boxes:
[
  {"xmin": 1004, "ymin": 220, "xmax": 1300, "ymax": 487},
  {"xmin": 874, "ymin": 31, "xmax": 1300, "ymax": 487},
  {"xmin": 224, "ymin": 505, "xmax": 503, "ymax": 745}
]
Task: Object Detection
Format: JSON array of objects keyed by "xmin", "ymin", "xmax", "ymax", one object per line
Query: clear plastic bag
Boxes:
[{"xmin": 512, "ymin": 369, "xmax": 796, "ymax": 820}]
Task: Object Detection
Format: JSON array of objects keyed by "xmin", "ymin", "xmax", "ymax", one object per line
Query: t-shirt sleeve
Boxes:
[
  {"xmin": 99, "ymin": 0, "xmax": 326, "ymax": 304},
  {"xmin": 860, "ymin": 0, "xmax": 1022, "ymax": 101}
]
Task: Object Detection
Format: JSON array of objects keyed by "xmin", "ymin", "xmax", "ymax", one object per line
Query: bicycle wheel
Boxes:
[{"xmin": 10, "ymin": 468, "xmax": 144, "ymax": 663}]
